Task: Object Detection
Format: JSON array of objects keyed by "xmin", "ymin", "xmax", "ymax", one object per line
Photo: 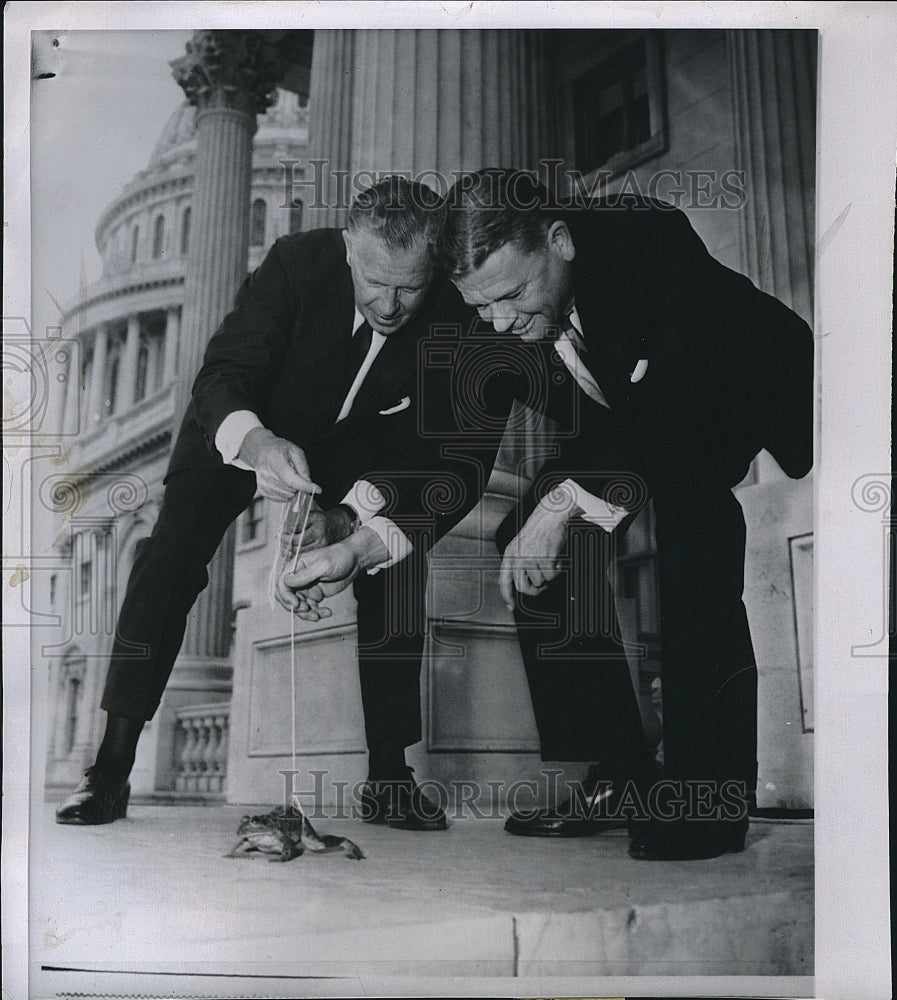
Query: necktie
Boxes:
[
  {"xmin": 341, "ymin": 320, "xmax": 373, "ymax": 398},
  {"xmin": 553, "ymin": 327, "xmax": 611, "ymax": 409},
  {"xmin": 336, "ymin": 320, "xmax": 376, "ymax": 421}
]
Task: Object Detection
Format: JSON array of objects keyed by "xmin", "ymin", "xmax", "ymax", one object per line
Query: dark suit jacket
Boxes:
[
  {"xmin": 532, "ymin": 200, "xmax": 814, "ymax": 507},
  {"xmin": 167, "ymin": 228, "xmax": 520, "ymax": 548}
]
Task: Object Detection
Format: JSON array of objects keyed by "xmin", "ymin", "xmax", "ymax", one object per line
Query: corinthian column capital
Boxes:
[{"xmin": 171, "ymin": 30, "xmax": 286, "ymax": 117}]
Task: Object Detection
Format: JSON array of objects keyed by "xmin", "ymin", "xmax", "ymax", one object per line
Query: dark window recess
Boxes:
[
  {"xmin": 573, "ymin": 38, "xmax": 655, "ymax": 175},
  {"xmin": 180, "ymin": 206, "xmax": 191, "ymax": 254},
  {"xmin": 135, "ymin": 340, "xmax": 149, "ymax": 402},
  {"xmin": 250, "ymin": 199, "xmax": 267, "ymax": 247},
  {"xmin": 63, "ymin": 675, "xmax": 81, "ymax": 756},
  {"xmin": 79, "ymin": 560, "xmax": 92, "ymax": 598},
  {"xmin": 152, "ymin": 214, "xmax": 165, "ymax": 258},
  {"xmin": 107, "ymin": 355, "xmax": 120, "ymax": 414}
]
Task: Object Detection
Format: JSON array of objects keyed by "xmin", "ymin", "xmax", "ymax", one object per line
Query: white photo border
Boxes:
[{"xmin": 4, "ymin": 2, "xmax": 894, "ymax": 998}]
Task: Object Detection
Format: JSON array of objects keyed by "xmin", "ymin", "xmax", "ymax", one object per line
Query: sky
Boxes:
[{"xmin": 30, "ymin": 30, "xmax": 194, "ymax": 339}]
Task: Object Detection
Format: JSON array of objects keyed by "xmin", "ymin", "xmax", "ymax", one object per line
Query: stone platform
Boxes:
[{"xmin": 31, "ymin": 803, "xmax": 813, "ymax": 998}]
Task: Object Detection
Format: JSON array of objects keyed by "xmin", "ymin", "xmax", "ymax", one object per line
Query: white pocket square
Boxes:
[
  {"xmin": 379, "ymin": 396, "xmax": 411, "ymax": 415},
  {"xmin": 630, "ymin": 358, "xmax": 649, "ymax": 383}
]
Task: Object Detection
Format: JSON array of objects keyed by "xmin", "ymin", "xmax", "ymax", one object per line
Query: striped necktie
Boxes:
[{"xmin": 553, "ymin": 324, "xmax": 611, "ymax": 410}]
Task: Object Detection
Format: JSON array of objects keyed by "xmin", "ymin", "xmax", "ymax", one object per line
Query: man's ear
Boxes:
[
  {"xmin": 547, "ymin": 220, "xmax": 576, "ymax": 263},
  {"xmin": 341, "ymin": 229, "xmax": 352, "ymax": 264}
]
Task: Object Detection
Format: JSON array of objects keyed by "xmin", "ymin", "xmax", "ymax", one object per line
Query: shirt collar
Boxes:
[
  {"xmin": 352, "ymin": 307, "xmax": 388, "ymax": 339},
  {"xmin": 565, "ymin": 303, "xmax": 586, "ymax": 349}
]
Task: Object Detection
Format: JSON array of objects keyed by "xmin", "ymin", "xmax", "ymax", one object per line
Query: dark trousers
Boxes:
[
  {"xmin": 497, "ymin": 483, "xmax": 757, "ymax": 793},
  {"xmin": 496, "ymin": 513, "xmax": 654, "ymax": 779},
  {"xmin": 101, "ymin": 466, "xmax": 426, "ymax": 750}
]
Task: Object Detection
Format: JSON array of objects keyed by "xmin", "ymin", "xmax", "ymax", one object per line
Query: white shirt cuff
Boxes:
[
  {"xmin": 363, "ymin": 516, "xmax": 414, "ymax": 572},
  {"xmin": 340, "ymin": 480, "xmax": 387, "ymax": 523},
  {"xmin": 216, "ymin": 410, "xmax": 264, "ymax": 470},
  {"xmin": 558, "ymin": 478, "xmax": 629, "ymax": 532}
]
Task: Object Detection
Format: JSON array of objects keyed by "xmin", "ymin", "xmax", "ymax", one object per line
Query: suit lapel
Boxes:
[
  {"xmin": 310, "ymin": 268, "xmax": 356, "ymax": 435},
  {"xmin": 572, "ymin": 251, "xmax": 651, "ymax": 411}
]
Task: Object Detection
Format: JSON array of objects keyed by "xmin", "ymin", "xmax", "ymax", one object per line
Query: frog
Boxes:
[{"xmin": 225, "ymin": 807, "xmax": 364, "ymax": 862}]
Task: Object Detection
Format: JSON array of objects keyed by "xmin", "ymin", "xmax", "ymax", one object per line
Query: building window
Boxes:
[
  {"xmin": 50, "ymin": 574, "xmax": 57, "ymax": 606},
  {"xmin": 180, "ymin": 206, "xmax": 191, "ymax": 254},
  {"xmin": 79, "ymin": 560, "xmax": 92, "ymax": 601},
  {"xmin": 107, "ymin": 354, "xmax": 120, "ymax": 415},
  {"xmin": 130, "ymin": 225, "xmax": 140, "ymax": 263},
  {"xmin": 63, "ymin": 673, "xmax": 82, "ymax": 757},
  {"xmin": 240, "ymin": 495, "xmax": 267, "ymax": 547},
  {"xmin": 152, "ymin": 214, "xmax": 165, "ymax": 259},
  {"xmin": 135, "ymin": 337, "xmax": 149, "ymax": 402},
  {"xmin": 559, "ymin": 32, "xmax": 667, "ymax": 182},
  {"xmin": 289, "ymin": 200, "xmax": 303, "ymax": 235},
  {"xmin": 250, "ymin": 199, "xmax": 267, "ymax": 247}
]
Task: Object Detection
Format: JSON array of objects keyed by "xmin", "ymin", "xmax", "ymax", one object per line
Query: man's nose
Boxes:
[
  {"xmin": 488, "ymin": 306, "xmax": 516, "ymax": 333},
  {"xmin": 380, "ymin": 288, "xmax": 400, "ymax": 315}
]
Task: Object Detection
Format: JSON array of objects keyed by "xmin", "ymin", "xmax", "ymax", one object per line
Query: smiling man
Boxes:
[
  {"xmin": 433, "ymin": 168, "xmax": 814, "ymax": 861},
  {"xmin": 55, "ymin": 177, "xmax": 482, "ymax": 834}
]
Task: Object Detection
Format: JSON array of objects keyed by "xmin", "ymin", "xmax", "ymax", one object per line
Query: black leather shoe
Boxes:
[
  {"xmin": 55, "ymin": 767, "xmax": 130, "ymax": 825},
  {"xmin": 627, "ymin": 817, "xmax": 749, "ymax": 861},
  {"xmin": 503, "ymin": 766, "xmax": 630, "ymax": 838},
  {"xmin": 358, "ymin": 768, "xmax": 447, "ymax": 831}
]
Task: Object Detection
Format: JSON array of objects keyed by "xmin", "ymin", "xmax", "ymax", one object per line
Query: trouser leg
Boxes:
[
  {"xmin": 498, "ymin": 509, "xmax": 652, "ymax": 775},
  {"xmin": 352, "ymin": 550, "xmax": 428, "ymax": 750},
  {"xmin": 101, "ymin": 466, "xmax": 257, "ymax": 720},
  {"xmin": 652, "ymin": 483, "xmax": 757, "ymax": 798}
]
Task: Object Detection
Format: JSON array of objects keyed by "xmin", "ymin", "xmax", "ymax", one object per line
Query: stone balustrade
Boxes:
[{"xmin": 174, "ymin": 703, "xmax": 230, "ymax": 795}]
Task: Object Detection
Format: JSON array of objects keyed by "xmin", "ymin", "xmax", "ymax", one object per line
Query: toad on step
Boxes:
[{"xmin": 225, "ymin": 808, "xmax": 364, "ymax": 862}]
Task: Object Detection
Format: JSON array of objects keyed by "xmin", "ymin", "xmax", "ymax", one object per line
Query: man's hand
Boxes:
[
  {"xmin": 499, "ymin": 500, "xmax": 579, "ymax": 609},
  {"xmin": 280, "ymin": 505, "xmax": 354, "ymax": 559},
  {"xmin": 238, "ymin": 428, "xmax": 320, "ymax": 501},
  {"xmin": 278, "ymin": 528, "xmax": 390, "ymax": 621}
]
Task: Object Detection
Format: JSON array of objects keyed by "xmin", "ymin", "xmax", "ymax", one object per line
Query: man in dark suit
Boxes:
[
  {"xmin": 425, "ymin": 168, "xmax": 813, "ymax": 860},
  {"xmin": 56, "ymin": 177, "xmax": 496, "ymax": 831}
]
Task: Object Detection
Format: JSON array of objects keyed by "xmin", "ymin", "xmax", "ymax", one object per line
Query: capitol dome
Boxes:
[
  {"xmin": 54, "ymin": 87, "xmax": 310, "ymax": 461},
  {"xmin": 146, "ymin": 102, "xmax": 198, "ymax": 169}
]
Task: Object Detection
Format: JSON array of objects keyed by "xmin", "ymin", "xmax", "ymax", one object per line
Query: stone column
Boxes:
[
  {"xmin": 170, "ymin": 31, "xmax": 286, "ymax": 664},
  {"xmin": 162, "ymin": 306, "xmax": 180, "ymax": 385},
  {"xmin": 305, "ymin": 29, "xmax": 556, "ymax": 217},
  {"xmin": 86, "ymin": 324, "xmax": 108, "ymax": 427},
  {"xmin": 304, "ymin": 30, "xmax": 356, "ymax": 230},
  {"xmin": 728, "ymin": 28, "xmax": 816, "ymax": 488},
  {"xmin": 728, "ymin": 29, "xmax": 816, "ymax": 327},
  {"xmin": 117, "ymin": 314, "xmax": 141, "ymax": 414},
  {"xmin": 171, "ymin": 30, "xmax": 285, "ymax": 423}
]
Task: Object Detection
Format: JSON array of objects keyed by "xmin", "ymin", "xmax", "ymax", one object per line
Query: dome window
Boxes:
[
  {"xmin": 152, "ymin": 214, "xmax": 166, "ymax": 259},
  {"xmin": 180, "ymin": 207, "xmax": 191, "ymax": 255},
  {"xmin": 130, "ymin": 225, "xmax": 140, "ymax": 264}
]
